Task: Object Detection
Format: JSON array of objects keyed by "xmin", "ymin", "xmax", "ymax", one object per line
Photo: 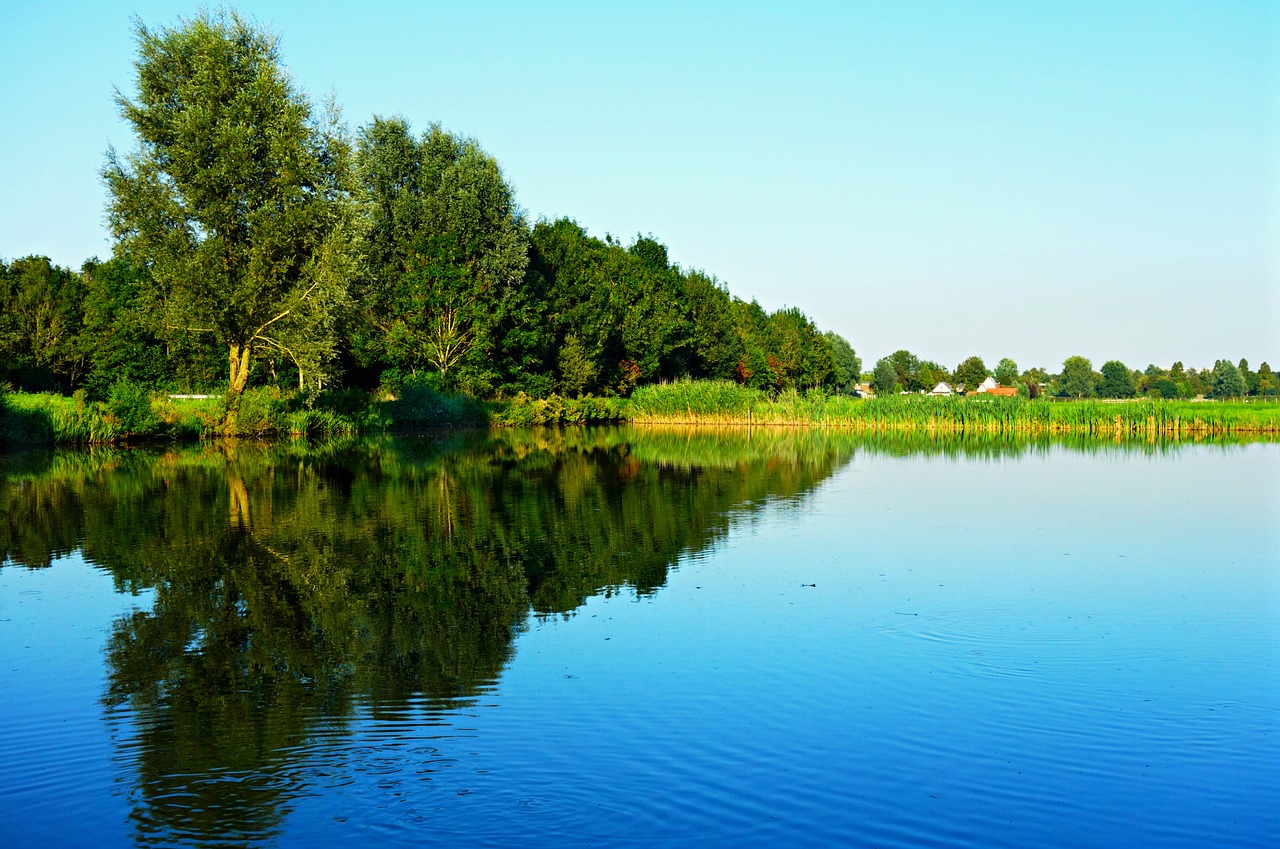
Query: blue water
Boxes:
[{"xmin": 1, "ymin": 434, "xmax": 1276, "ymax": 847}]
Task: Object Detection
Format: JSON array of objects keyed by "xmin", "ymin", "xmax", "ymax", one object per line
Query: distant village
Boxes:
[{"xmin": 857, "ymin": 375, "xmax": 1019, "ymax": 398}]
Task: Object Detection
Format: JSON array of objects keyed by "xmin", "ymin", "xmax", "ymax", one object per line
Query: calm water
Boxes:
[{"xmin": 1, "ymin": 428, "xmax": 1276, "ymax": 848}]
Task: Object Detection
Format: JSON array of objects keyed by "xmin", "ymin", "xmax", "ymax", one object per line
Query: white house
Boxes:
[
  {"xmin": 930, "ymin": 381, "xmax": 954, "ymax": 396},
  {"xmin": 975, "ymin": 376, "xmax": 998, "ymax": 392}
]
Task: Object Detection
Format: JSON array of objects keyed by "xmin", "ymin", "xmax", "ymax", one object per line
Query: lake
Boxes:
[{"xmin": 1, "ymin": 428, "xmax": 1276, "ymax": 848}]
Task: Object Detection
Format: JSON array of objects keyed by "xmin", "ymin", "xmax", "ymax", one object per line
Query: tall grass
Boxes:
[
  {"xmin": 1, "ymin": 385, "xmax": 391, "ymax": 445},
  {"xmin": 623, "ymin": 380, "xmax": 1280, "ymax": 435},
  {"xmin": 488, "ymin": 392, "xmax": 625, "ymax": 426}
]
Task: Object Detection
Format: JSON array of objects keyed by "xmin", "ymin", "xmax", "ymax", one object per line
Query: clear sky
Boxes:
[{"xmin": 1, "ymin": 0, "xmax": 1276, "ymax": 370}]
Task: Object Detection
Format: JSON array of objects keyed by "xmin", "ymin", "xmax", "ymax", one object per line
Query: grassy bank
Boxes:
[
  {"xmin": 5, "ymin": 379, "xmax": 1278, "ymax": 446},
  {"xmin": 0, "ymin": 384, "xmax": 388, "ymax": 445},
  {"xmin": 0, "ymin": 383, "xmax": 623, "ymax": 446},
  {"xmin": 624, "ymin": 380, "xmax": 1280, "ymax": 435}
]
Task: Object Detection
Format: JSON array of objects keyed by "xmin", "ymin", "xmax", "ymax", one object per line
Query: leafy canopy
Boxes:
[{"xmin": 103, "ymin": 10, "xmax": 355, "ymax": 400}]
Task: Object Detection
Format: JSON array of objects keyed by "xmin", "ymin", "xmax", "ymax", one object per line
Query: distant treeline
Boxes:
[{"xmin": 866, "ymin": 351, "xmax": 1276, "ymax": 400}]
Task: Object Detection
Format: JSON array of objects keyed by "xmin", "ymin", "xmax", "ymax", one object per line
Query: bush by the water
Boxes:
[
  {"xmin": 488, "ymin": 392, "xmax": 625, "ymax": 426},
  {"xmin": 387, "ymin": 383, "xmax": 488, "ymax": 428},
  {"xmin": 106, "ymin": 378, "xmax": 161, "ymax": 435}
]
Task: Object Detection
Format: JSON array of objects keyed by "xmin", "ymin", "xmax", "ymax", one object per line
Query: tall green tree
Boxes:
[
  {"xmin": 1257, "ymin": 362, "xmax": 1277, "ymax": 397},
  {"xmin": 0, "ymin": 256, "xmax": 87, "ymax": 390},
  {"xmin": 954, "ymin": 356, "xmax": 990, "ymax": 392},
  {"xmin": 354, "ymin": 117, "xmax": 530, "ymax": 393},
  {"xmin": 683, "ymin": 271, "xmax": 742, "ymax": 381},
  {"xmin": 103, "ymin": 10, "xmax": 355, "ymax": 408},
  {"xmin": 885, "ymin": 350, "xmax": 924, "ymax": 392},
  {"xmin": 994, "ymin": 357, "xmax": 1019, "ymax": 386},
  {"xmin": 823, "ymin": 332, "xmax": 861, "ymax": 392},
  {"xmin": 871, "ymin": 357, "xmax": 899, "ymax": 395},
  {"xmin": 1060, "ymin": 356, "xmax": 1095, "ymax": 398},
  {"xmin": 1098, "ymin": 359, "xmax": 1136, "ymax": 398},
  {"xmin": 1238, "ymin": 359, "xmax": 1259, "ymax": 396},
  {"xmin": 1212, "ymin": 359, "xmax": 1246, "ymax": 398}
]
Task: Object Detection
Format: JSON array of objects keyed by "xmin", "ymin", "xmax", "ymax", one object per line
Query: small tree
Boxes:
[
  {"xmin": 994, "ymin": 357, "xmax": 1019, "ymax": 386},
  {"xmin": 1098, "ymin": 360, "xmax": 1136, "ymax": 398},
  {"xmin": 872, "ymin": 358, "xmax": 899, "ymax": 395},
  {"xmin": 1258, "ymin": 362, "xmax": 1277, "ymax": 396},
  {"xmin": 1212, "ymin": 360, "xmax": 1246, "ymax": 398},
  {"xmin": 954, "ymin": 356, "xmax": 989, "ymax": 392},
  {"xmin": 1060, "ymin": 356, "xmax": 1095, "ymax": 398},
  {"xmin": 823, "ymin": 331, "xmax": 861, "ymax": 393}
]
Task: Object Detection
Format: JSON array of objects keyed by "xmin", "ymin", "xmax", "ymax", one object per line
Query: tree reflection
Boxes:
[{"xmin": 0, "ymin": 428, "xmax": 856, "ymax": 845}]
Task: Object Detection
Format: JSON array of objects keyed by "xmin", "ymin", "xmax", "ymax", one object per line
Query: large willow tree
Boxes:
[{"xmin": 103, "ymin": 11, "xmax": 354, "ymax": 408}]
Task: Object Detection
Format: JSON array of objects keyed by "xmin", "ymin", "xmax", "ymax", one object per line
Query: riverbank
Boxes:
[
  {"xmin": 0, "ymin": 383, "xmax": 623, "ymax": 446},
  {"xmin": 624, "ymin": 381, "xmax": 1280, "ymax": 435},
  {"xmin": 3, "ymin": 380, "xmax": 1278, "ymax": 446}
]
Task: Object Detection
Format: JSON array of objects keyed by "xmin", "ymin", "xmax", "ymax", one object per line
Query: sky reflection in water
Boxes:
[{"xmin": 0, "ymin": 429, "xmax": 1276, "ymax": 848}]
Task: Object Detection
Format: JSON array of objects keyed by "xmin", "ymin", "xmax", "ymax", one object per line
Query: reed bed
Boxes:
[
  {"xmin": 1, "ymin": 386, "xmax": 388, "ymax": 445},
  {"xmin": 623, "ymin": 380, "xmax": 1280, "ymax": 435}
]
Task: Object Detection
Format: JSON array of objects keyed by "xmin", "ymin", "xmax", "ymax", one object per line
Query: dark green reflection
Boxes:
[
  {"xmin": 0, "ymin": 428, "xmax": 857, "ymax": 846},
  {"xmin": 0, "ymin": 427, "xmax": 1267, "ymax": 846}
]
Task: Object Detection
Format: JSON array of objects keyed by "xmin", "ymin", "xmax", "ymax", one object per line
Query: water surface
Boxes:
[{"xmin": 1, "ymin": 429, "xmax": 1276, "ymax": 847}]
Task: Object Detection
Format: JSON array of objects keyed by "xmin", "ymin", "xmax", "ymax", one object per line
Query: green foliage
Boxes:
[
  {"xmin": 79, "ymin": 256, "xmax": 177, "ymax": 397},
  {"xmin": 627, "ymin": 380, "xmax": 766, "ymax": 423},
  {"xmin": 1, "ymin": 388, "xmax": 381, "ymax": 444},
  {"xmin": 823, "ymin": 332, "xmax": 862, "ymax": 392},
  {"xmin": 886, "ymin": 349, "xmax": 922, "ymax": 392},
  {"xmin": 1098, "ymin": 360, "xmax": 1136, "ymax": 398},
  {"xmin": 619, "ymin": 382, "xmax": 1280, "ymax": 434},
  {"xmin": 872, "ymin": 358, "xmax": 899, "ymax": 395},
  {"xmin": 994, "ymin": 357, "xmax": 1019, "ymax": 386},
  {"xmin": 1061, "ymin": 356, "xmax": 1095, "ymax": 398},
  {"xmin": 354, "ymin": 118, "xmax": 530, "ymax": 393},
  {"xmin": 0, "ymin": 256, "xmax": 87, "ymax": 390},
  {"xmin": 106, "ymin": 378, "xmax": 161, "ymax": 435},
  {"xmin": 387, "ymin": 383, "xmax": 488, "ymax": 428},
  {"xmin": 489, "ymin": 393, "xmax": 624, "ymax": 426},
  {"xmin": 1153, "ymin": 378, "xmax": 1181, "ymax": 399},
  {"xmin": 1258, "ymin": 362, "xmax": 1278, "ymax": 397},
  {"xmin": 103, "ymin": 10, "xmax": 355, "ymax": 401},
  {"xmin": 1212, "ymin": 359, "xmax": 1247, "ymax": 398},
  {"xmin": 557, "ymin": 334, "xmax": 599, "ymax": 398},
  {"xmin": 954, "ymin": 356, "xmax": 990, "ymax": 392}
]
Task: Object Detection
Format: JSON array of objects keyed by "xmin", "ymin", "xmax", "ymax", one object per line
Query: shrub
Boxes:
[
  {"xmin": 389, "ymin": 383, "xmax": 487, "ymax": 427},
  {"xmin": 106, "ymin": 378, "xmax": 161, "ymax": 437},
  {"xmin": 489, "ymin": 393, "xmax": 624, "ymax": 426}
]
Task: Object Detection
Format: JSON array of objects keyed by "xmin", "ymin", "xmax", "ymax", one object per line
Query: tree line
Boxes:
[
  {"xmin": 0, "ymin": 10, "xmax": 853, "ymax": 408},
  {"xmin": 867, "ymin": 350, "xmax": 1275, "ymax": 399}
]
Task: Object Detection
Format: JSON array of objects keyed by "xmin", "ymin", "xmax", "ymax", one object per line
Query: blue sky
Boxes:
[{"xmin": 1, "ymin": 0, "xmax": 1275, "ymax": 370}]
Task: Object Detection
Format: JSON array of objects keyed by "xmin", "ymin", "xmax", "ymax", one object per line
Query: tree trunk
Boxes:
[
  {"xmin": 228, "ymin": 342, "xmax": 252, "ymax": 397},
  {"xmin": 224, "ymin": 342, "xmax": 252, "ymax": 432}
]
